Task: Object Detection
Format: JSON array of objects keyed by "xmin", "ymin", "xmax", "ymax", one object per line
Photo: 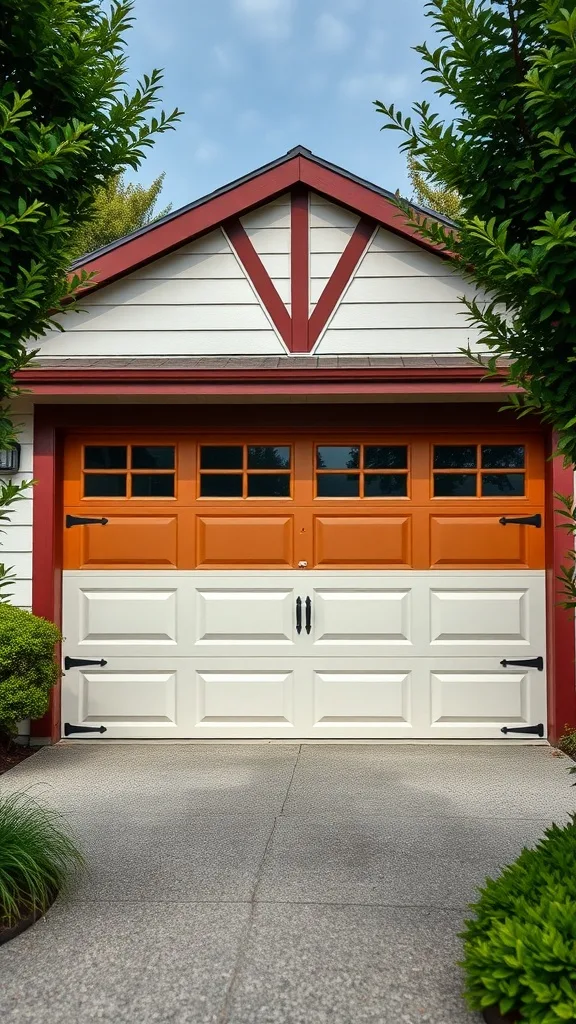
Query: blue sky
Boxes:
[{"xmin": 126, "ymin": 0, "xmax": 445, "ymax": 212}]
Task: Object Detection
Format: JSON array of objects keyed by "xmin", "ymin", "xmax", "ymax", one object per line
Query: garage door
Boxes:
[{"xmin": 61, "ymin": 434, "xmax": 547, "ymax": 739}]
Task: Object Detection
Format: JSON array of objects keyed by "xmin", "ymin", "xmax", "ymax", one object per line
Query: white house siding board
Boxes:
[
  {"xmin": 309, "ymin": 193, "xmax": 360, "ymax": 314},
  {"xmin": 315, "ymin": 222, "xmax": 485, "ymax": 355},
  {"xmin": 34, "ymin": 226, "xmax": 287, "ymax": 358},
  {"xmin": 240, "ymin": 196, "xmax": 291, "ymax": 313},
  {"xmin": 0, "ymin": 402, "xmax": 33, "ymax": 610},
  {"xmin": 318, "ymin": 328, "xmax": 481, "ymax": 355},
  {"xmin": 34, "ymin": 331, "xmax": 285, "ymax": 357}
]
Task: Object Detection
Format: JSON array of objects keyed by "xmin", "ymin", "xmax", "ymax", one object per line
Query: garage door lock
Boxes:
[
  {"xmin": 64, "ymin": 723, "xmax": 107, "ymax": 736},
  {"xmin": 501, "ymin": 724, "xmax": 544, "ymax": 737}
]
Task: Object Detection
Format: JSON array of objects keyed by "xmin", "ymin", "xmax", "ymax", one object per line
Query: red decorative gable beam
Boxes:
[
  {"xmin": 308, "ymin": 218, "xmax": 375, "ymax": 349},
  {"xmin": 71, "ymin": 152, "xmax": 451, "ymax": 298},
  {"xmin": 290, "ymin": 187, "xmax": 310, "ymax": 353},
  {"xmin": 224, "ymin": 218, "xmax": 291, "ymax": 348},
  {"xmin": 221, "ymin": 194, "xmax": 375, "ymax": 353}
]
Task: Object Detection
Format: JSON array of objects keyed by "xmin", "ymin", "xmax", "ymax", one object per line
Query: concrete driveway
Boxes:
[{"xmin": 0, "ymin": 743, "xmax": 573, "ymax": 1023}]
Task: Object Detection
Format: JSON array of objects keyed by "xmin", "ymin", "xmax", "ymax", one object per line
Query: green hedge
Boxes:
[
  {"xmin": 0, "ymin": 604, "xmax": 61, "ymax": 737},
  {"xmin": 461, "ymin": 816, "xmax": 576, "ymax": 1023}
]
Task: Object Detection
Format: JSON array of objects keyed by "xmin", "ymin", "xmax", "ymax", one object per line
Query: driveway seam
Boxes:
[{"xmin": 216, "ymin": 744, "xmax": 303, "ymax": 1024}]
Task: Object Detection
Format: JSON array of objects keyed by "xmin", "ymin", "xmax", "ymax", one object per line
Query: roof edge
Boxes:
[{"xmin": 70, "ymin": 145, "xmax": 456, "ymax": 270}]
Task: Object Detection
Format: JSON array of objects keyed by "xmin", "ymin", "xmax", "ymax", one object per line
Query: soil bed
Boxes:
[{"xmin": 0, "ymin": 741, "xmax": 38, "ymax": 775}]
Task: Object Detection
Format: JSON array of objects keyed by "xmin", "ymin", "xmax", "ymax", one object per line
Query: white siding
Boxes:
[
  {"xmin": 240, "ymin": 195, "xmax": 291, "ymax": 310},
  {"xmin": 0, "ymin": 401, "xmax": 33, "ymax": 610},
  {"xmin": 35, "ymin": 229, "xmax": 287, "ymax": 358},
  {"xmin": 309, "ymin": 193, "xmax": 360, "ymax": 313},
  {"xmin": 315, "ymin": 226, "xmax": 486, "ymax": 355}
]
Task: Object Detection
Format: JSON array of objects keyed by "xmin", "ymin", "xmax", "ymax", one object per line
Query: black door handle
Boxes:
[
  {"xmin": 296, "ymin": 596, "xmax": 302, "ymax": 635},
  {"xmin": 305, "ymin": 596, "xmax": 312, "ymax": 635}
]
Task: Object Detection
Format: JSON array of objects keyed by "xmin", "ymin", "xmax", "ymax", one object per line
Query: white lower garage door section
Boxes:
[{"xmin": 61, "ymin": 571, "xmax": 547, "ymax": 739}]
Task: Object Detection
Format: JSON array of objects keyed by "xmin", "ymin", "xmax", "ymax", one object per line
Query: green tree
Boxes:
[
  {"xmin": 69, "ymin": 171, "xmax": 171, "ymax": 260},
  {"xmin": 0, "ymin": 0, "xmax": 182, "ymax": 593},
  {"xmin": 375, "ymin": 0, "xmax": 576, "ymax": 601},
  {"xmin": 407, "ymin": 155, "xmax": 462, "ymax": 220}
]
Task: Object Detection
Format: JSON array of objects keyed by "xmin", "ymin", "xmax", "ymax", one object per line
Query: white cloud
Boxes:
[
  {"xmin": 340, "ymin": 72, "xmax": 408, "ymax": 100},
  {"xmin": 232, "ymin": 0, "xmax": 294, "ymax": 39},
  {"xmin": 363, "ymin": 27, "xmax": 388, "ymax": 64},
  {"xmin": 212, "ymin": 44, "xmax": 240, "ymax": 75},
  {"xmin": 194, "ymin": 141, "xmax": 220, "ymax": 163},
  {"xmin": 315, "ymin": 13, "xmax": 351, "ymax": 53}
]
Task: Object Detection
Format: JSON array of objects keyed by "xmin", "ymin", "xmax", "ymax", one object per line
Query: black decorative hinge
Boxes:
[
  {"xmin": 500, "ymin": 656, "xmax": 544, "ymax": 671},
  {"xmin": 64, "ymin": 657, "xmax": 107, "ymax": 670},
  {"xmin": 66, "ymin": 515, "xmax": 109, "ymax": 528},
  {"xmin": 499, "ymin": 514, "xmax": 541, "ymax": 528},
  {"xmin": 501, "ymin": 723, "xmax": 544, "ymax": 737},
  {"xmin": 64, "ymin": 723, "xmax": 107, "ymax": 736}
]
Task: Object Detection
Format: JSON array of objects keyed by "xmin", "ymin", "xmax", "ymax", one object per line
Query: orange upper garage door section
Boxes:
[{"xmin": 63, "ymin": 433, "xmax": 545, "ymax": 571}]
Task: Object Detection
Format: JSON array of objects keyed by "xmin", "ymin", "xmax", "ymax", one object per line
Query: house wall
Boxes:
[
  {"xmin": 32, "ymin": 191, "xmax": 488, "ymax": 361},
  {"xmin": 0, "ymin": 399, "xmax": 34, "ymax": 611},
  {"xmin": 314, "ymin": 226, "xmax": 485, "ymax": 354},
  {"xmin": 36, "ymin": 228, "xmax": 287, "ymax": 357}
]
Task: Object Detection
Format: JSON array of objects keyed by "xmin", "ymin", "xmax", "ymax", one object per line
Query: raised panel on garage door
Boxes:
[
  {"xmin": 301, "ymin": 572, "xmax": 545, "ymax": 660},
  {"xmin": 62, "ymin": 570, "xmax": 547, "ymax": 738}
]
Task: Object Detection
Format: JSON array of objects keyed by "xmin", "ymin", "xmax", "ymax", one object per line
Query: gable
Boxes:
[{"xmin": 37, "ymin": 178, "xmax": 486, "ymax": 361}]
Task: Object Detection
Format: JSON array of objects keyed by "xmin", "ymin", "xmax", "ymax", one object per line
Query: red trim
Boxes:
[
  {"xmin": 75, "ymin": 158, "xmax": 300, "ymax": 294},
  {"xmin": 298, "ymin": 157, "xmax": 447, "ymax": 258},
  {"xmin": 308, "ymin": 218, "xmax": 375, "ymax": 348},
  {"xmin": 72, "ymin": 154, "xmax": 450, "ymax": 297},
  {"xmin": 30, "ymin": 410, "xmax": 62, "ymax": 744},
  {"xmin": 224, "ymin": 218, "xmax": 291, "ymax": 348},
  {"xmin": 290, "ymin": 188, "xmax": 310, "ymax": 352},
  {"xmin": 545, "ymin": 440, "xmax": 576, "ymax": 741},
  {"xmin": 16, "ymin": 365, "xmax": 517, "ymax": 397}
]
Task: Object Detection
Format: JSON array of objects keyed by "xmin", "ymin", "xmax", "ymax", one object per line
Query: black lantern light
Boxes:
[{"xmin": 0, "ymin": 443, "xmax": 21, "ymax": 474}]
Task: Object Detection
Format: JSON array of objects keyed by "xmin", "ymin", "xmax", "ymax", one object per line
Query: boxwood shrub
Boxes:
[
  {"xmin": 0, "ymin": 604, "xmax": 61, "ymax": 738},
  {"xmin": 461, "ymin": 816, "xmax": 576, "ymax": 1023}
]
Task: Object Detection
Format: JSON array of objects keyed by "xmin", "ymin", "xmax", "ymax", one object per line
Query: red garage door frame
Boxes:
[{"xmin": 29, "ymin": 400, "xmax": 576, "ymax": 744}]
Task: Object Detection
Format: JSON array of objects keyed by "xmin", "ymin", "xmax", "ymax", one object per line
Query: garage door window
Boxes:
[
  {"xmin": 83, "ymin": 445, "xmax": 175, "ymax": 498},
  {"xmin": 316, "ymin": 445, "xmax": 408, "ymax": 498},
  {"xmin": 433, "ymin": 444, "xmax": 525, "ymax": 497},
  {"xmin": 199, "ymin": 445, "xmax": 292, "ymax": 498}
]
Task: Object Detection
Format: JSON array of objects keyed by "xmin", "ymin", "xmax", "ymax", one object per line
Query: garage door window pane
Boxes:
[
  {"xmin": 84, "ymin": 474, "xmax": 127, "ymax": 497},
  {"xmin": 84, "ymin": 446, "xmax": 127, "ymax": 469},
  {"xmin": 132, "ymin": 474, "xmax": 175, "ymax": 497},
  {"xmin": 131, "ymin": 446, "xmax": 175, "ymax": 469},
  {"xmin": 200, "ymin": 474, "xmax": 243, "ymax": 497},
  {"xmin": 201, "ymin": 446, "xmax": 243, "ymax": 469},
  {"xmin": 317, "ymin": 473, "xmax": 360, "ymax": 497},
  {"xmin": 481, "ymin": 445, "xmax": 525, "ymax": 469},
  {"xmin": 317, "ymin": 446, "xmax": 360, "ymax": 469},
  {"xmin": 364, "ymin": 446, "xmax": 407, "ymax": 470},
  {"xmin": 247, "ymin": 474, "xmax": 290, "ymax": 497},
  {"xmin": 364, "ymin": 474, "xmax": 407, "ymax": 497},
  {"xmin": 248, "ymin": 446, "xmax": 290, "ymax": 469},
  {"xmin": 434, "ymin": 446, "xmax": 477, "ymax": 469},
  {"xmin": 482, "ymin": 473, "xmax": 525, "ymax": 496},
  {"xmin": 434, "ymin": 473, "xmax": 476, "ymax": 497}
]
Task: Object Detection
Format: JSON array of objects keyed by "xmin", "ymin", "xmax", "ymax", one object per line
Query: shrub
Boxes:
[
  {"xmin": 461, "ymin": 817, "xmax": 576, "ymax": 1023},
  {"xmin": 0, "ymin": 792, "xmax": 84, "ymax": 928},
  {"xmin": 0, "ymin": 605, "xmax": 61, "ymax": 738}
]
